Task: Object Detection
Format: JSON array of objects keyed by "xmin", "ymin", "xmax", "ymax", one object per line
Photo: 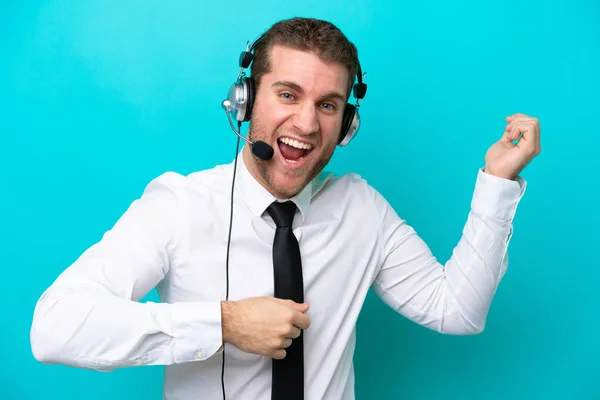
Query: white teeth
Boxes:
[{"xmin": 279, "ymin": 137, "xmax": 313, "ymax": 150}]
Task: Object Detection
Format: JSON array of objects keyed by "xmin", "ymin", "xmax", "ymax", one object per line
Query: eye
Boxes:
[
  {"xmin": 279, "ymin": 92, "xmax": 296, "ymax": 101},
  {"xmin": 320, "ymin": 103, "xmax": 337, "ymax": 112}
]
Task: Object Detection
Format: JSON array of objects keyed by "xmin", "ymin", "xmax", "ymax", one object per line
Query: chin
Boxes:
[
  {"xmin": 247, "ymin": 130, "xmax": 335, "ymax": 198},
  {"xmin": 269, "ymin": 174, "xmax": 309, "ymax": 199}
]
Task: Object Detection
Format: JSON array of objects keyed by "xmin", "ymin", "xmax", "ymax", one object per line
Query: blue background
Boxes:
[{"xmin": 2, "ymin": 1, "xmax": 599, "ymax": 399}]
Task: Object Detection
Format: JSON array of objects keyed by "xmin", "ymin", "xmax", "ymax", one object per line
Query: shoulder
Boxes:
[
  {"xmin": 313, "ymin": 170, "xmax": 391, "ymax": 213},
  {"xmin": 140, "ymin": 162, "xmax": 233, "ymax": 202},
  {"xmin": 310, "ymin": 171, "xmax": 402, "ymax": 242},
  {"xmin": 144, "ymin": 164, "xmax": 231, "ymax": 195}
]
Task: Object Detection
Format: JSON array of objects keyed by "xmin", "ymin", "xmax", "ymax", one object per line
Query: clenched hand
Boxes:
[
  {"xmin": 484, "ymin": 113, "xmax": 541, "ymax": 180},
  {"xmin": 221, "ymin": 296, "xmax": 310, "ymax": 359}
]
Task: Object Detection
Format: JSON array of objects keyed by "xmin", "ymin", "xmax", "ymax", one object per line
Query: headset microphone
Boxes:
[
  {"xmin": 250, "ymin": 141, "xmax": 274, "ymax": 161},
  {"xmin": 221, "ymin": 99, "xmax": 274, "ymax": 161}
]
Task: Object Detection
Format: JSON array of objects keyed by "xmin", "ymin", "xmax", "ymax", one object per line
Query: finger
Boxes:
[
  {"xmin": 281, "ymin": 338, "xmax": 293, "ymax": 348},
  {"xmin": 506, "ymin": 125, "xmax": 523, "ymax": 142},
  {"xmin": 520, "ymin": 123, "xmax": 539, "ymax": 144},
  {"xmin": 510, "ymin": 116, "xmax": 536, "ymax": 124},
  {"xmin": 278, "ymin": 299, "xmax": 309, "ymax": 312},
  {"xmin": 294, "ymin": 302, "xmax": 309, "ymax": 312},
  {"xmin": 504, "ymin": 117, "xmax": 537, "ymax": 141},
  {"xmin": 272, "ymin": 349, "xmax": 286, "ymax": 360},
  {"xmin": 501, "ymin": 125, "xmax": 520, "ymax": 143},
  {"xmin": 290, "ymin": 301, "xmax": 310, "ymax": 313},
  {"xmin": 292, "ymin": 312, "xmax": 311, "ymax": 330},
  {"xmin": 511, "ymin": 119, "xmax": 539, "ymax": 139},
  {"xmin": 506, "ymin": 113, "xmax": 529, "ymax": 121},
  {"xmin": 512, "ymin": 123, "xmax": 540, "ymax": 153},
  {"xmin": 506, "ymin": 117, "xmax": 536, "ymax": 129},
  {"xmin": 288, "ymin": 326, "xmax": 301, "ymax": 339}
]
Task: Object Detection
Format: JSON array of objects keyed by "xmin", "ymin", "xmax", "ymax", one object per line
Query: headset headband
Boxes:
[{"xmin": 237, "ymin": 34, "xmax": 367, "ymax": 104}]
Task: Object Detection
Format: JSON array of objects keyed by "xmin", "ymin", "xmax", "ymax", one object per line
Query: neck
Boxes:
[{"xmin": 242, "ymin": 145, "xmax": 290, "ymax": 200}]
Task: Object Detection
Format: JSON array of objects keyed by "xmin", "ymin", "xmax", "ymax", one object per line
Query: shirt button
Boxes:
[{"xmin": 195, "ymin": 351, "xmax": 204, "ymax": 359}]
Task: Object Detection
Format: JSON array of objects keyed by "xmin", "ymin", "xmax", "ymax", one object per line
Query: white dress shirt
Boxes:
[{"xmin": 30, "ymin": 152, "xmax": 526, "ymax": 400}]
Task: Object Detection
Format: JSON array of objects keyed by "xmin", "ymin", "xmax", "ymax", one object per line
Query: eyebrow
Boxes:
[{"xmin": 272, "ymin": 80, "xmax": 346, "ymax": 104}]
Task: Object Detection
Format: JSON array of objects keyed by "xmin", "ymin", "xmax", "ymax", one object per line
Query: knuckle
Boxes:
[
  {"xmin": 279, "ymin": 326, "xmax": 291, "ymax": 338},
  {"xmin": 286, "ymin": 311, "xmax": 296, "ymax": 324},
  {"xmin": 282, "ymin": 325, "xmax": 293, "ymax": 335}
]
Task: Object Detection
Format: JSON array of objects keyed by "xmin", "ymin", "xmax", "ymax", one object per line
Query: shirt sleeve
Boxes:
[
  {"xmin": 371, "ymin": 168, "xmax": 526, "ymax": 335},
  {"xmin": 29, "ymin": 173, "xmax": 223, "ymax": 371}
]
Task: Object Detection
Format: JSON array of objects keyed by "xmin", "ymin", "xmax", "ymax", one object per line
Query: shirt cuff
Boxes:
[
  {"xmin": 171, "ymin": 301, "xmax": 223, "ymax": 363},
  {"xmin": 471, "ymin": 168, "xmax": 527, "ymax": 221}
]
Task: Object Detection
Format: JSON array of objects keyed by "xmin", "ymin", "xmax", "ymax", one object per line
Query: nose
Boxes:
[{"xmin": 292, "ymin": 103, "xmax": 319, "ymax": 134}]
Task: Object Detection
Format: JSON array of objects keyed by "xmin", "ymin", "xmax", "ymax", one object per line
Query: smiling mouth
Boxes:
[{"xmin": 277, "ymin": 137, "xmax": 314, "ymax": 163}]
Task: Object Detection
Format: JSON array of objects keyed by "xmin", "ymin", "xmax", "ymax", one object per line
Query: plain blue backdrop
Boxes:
[{"xmin": 1, "ymin": 1, "xmax": 599, "ymax": 399}]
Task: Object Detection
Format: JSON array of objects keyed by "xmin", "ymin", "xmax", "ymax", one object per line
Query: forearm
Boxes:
[
  {"xmin": 30, "ymin": 278, "xmax": 223, "ymax": 371},
  {"xmin": 220, "ymin": 300, "xmax": 236, "ymax": 345},
  {"xmin": 374, "ymin": 211, "xmax": 510, "ymax": 334},
  {"xmin": 29, "ymin": 173, "xmax": 226, "ymax": 369},
  {"xmin": 373, "ymin": 170, "xmax": 526, "ymax": 334}
]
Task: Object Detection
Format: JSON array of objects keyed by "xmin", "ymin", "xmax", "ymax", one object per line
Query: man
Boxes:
[{"xmin": 30, "ymin": 17, "xmax": 540, "ymax": 400}]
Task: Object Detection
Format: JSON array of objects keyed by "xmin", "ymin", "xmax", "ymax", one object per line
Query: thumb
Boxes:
[
  {"xmin": 503, "ymin": 125, "xmax": 523, "ymax": 143},
  {"xmin": 281, "ymin": 299, "xmax": 309, "ymax": 312}
]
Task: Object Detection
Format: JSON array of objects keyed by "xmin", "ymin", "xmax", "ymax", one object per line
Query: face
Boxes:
[{"xmin": 243, "ymin": 45, "xmax": 349, "ymax": 199}]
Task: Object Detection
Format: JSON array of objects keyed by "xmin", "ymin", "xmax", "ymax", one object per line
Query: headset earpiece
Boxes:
[
  {"xmin": 339, "ymin": 103, "xmax": 358, "ymax": 146},
  {"xmin": 225, "ymin": 77, "xmax": 253, "ymax": 122},
  {"xmin": 225, "ymin": 39, "xmax": 260, "ymax": 123},
  {"xmin": 338, "ymin": 74, "xmax": 367, "ymax": 146},
  {"xmin": 243, "ymin": 77, "xmax": 255, "ymax": 122}
]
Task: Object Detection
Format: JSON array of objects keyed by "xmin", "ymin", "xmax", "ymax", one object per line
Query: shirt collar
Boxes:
[{"xmin": 234, "ymin": 151, "xmax": 314, "ymax": 223}]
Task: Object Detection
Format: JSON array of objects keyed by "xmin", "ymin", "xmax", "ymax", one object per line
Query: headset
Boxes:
[
  {"xmin": 219, "ymin": 33, "xmax": 367, "ymax": 400},
  {"xmin": 221, "ymin": 33, "xmax": 368, "ymax": 159}
]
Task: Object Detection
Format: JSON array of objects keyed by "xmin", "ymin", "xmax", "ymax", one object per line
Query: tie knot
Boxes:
[{"xmin": 267, "ymin": 201, "xmax": 297, "ymax": 228}]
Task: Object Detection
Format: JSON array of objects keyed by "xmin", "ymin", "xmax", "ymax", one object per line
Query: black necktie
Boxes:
[{"xmin": 266, "ymin": 201, "xmax": 304, "ymax": 400}]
